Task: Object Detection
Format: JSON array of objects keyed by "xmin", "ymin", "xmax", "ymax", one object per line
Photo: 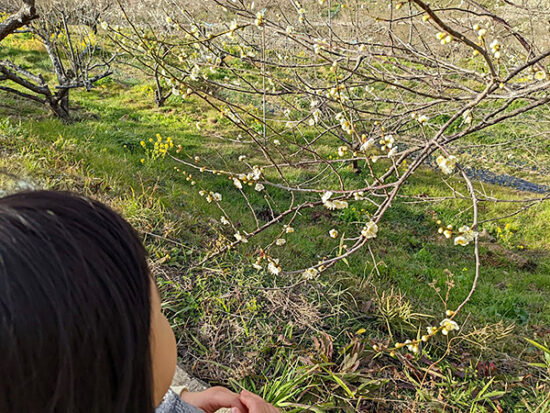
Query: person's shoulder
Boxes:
[{"xmin": 156, "ymin": 389, "xmax": 204, "ymax": 413}]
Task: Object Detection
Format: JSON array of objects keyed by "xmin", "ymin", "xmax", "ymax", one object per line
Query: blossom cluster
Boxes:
[
  {"xmin": 436, "ymin": 154, "xmax": 457, "ymax": 174},
  {"xmin": 453, "ymin": 226, "xmax": 477, "ymax": 246},
  {"xmin": 437, "ymin": 219, "xmax": 478, "ymax": 246},
  {"xmin": 437, "ymin": 221, "xmax": 454, "ymax": 239},
  {"xmin": 321, "ymin": 191, "xmax": 348, "ymax": 210},
  {"xmin": 198, "ymin": 190, "xmax": 222, "ymax": 203},
  {"xmin": 489, "ymin": 39, "xmax": 501, "ymax": 59},
  {"xmin": 411, "ymin": 112, "xmax": 429, "ymax": 123},
  {"xmin": 231, "ymin": 166, "xmax": 264, "ymax": 190},
  {"xmin": 436, "ymin": 31, "xmax": 453, "ymax": 45},
  {"xmin": 387, "ymin": 310, "xmax": 460, "ymax": 355},
  {"xmin": 360, "ymin": 135, "xmax": 375, "ymax": 152},
  {"xmin": 361, "ymin": 221, "xmax": 378, "ymax": 239},
  {"xmin": 473, "ymin": 24, "xmax": 487, "ymax": 40},
  {"xmin": 335, "ymin": 112, "xmax": 353, "ymax": 135},
  {"xmin": 254, "ymin": 11, "xmax": 265, "ymax": 27}
]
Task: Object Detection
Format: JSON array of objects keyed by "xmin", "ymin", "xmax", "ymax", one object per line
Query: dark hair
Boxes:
[{"xmin": 0, "ymin": 190, "xmax": 154, "ymax": 413}]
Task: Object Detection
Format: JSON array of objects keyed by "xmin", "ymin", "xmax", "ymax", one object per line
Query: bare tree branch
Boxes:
[{"xmin": 0, "ymin": 0, "xmax": 38, "ymax": 42}]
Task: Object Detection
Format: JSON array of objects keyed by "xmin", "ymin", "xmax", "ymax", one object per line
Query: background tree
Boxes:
[
  {"xmin": 0, "ymin": 0, "xmax": 113, "ymax": 119},
  {"xmin": 0, "ymin": 0, "xmax": 37, "ymax": 42}
]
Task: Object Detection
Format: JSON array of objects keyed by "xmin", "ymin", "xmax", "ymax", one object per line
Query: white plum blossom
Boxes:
[
  {"xmin": 360, "ymin": 138, "xmax": 375, "ymax": 152},
  {"xmin": 254, "ymin": 10, "xmax": 265, "ymax": 27},
  {"xmin": 338, "ymin": 146, "xmax": 348, "ymax": 157},
  {"xmin": 459, "ymin": 225, "xmax": 476, "ymax": 241},
  {"xmin": 233, "ymin": 178, "xmax": 243, "ymax": 189},
  {"xmin": 405, "ymin": 339, "xmax": 419, "ymax": 353},
  {"xmin": 276, "ymin": 238, "xmax": 286, "ymax": 246},
  {"xmin": 234, "ymin": 231, "xmax": 248, "ymax": 243},
  {"xmin": 314, "ymin": 38, "xmax": 329, "ymax": 54},
  {"xmin": 321, "ymin": 191, "xmax": 333, "ymax": 203},
  {"xmin": 440, "ymin": 318, "xmax": 459, "ymax": 335},
  {"xmin": 335, "ymin": 112, "xmax": 353, "ymax": 134},
  {"xmin": 267, "ymin": 259, "xmax": 281, "ymax": 275},
  {"xmin": 361, "ymin": 221, "xmax": 378, "ymax": 239},
  {"xmin": 251, "ymin": 165, "xmax": 263, "ymax": 181},
  {"xmin": 329, "ymin": 229, "xmax": 339, "ymax": 238},
  {"xmin": 418, "ymin": 114, "xmax": 429, "ymax": 123},
  {"xmin": 436, "ymin": 32, "xmax": 452, "ymax": 44},
  {"xmin": 220, "ymin": 216, "xmax": 230, "ymax": 225},
  {"xmin": 380, "ymin": 134, "xmax": 394, "ymax": 151},
  {"xmin": 284, "ymin": 225, "xmax": 294, "ymax": 233},
  {"xmin": 327, "ymin": 200, "xmax": 348, "ymax": 210},
  {"xmin": 311, "ymin": 108, "xmax": 321, "ymax": 124},
  {"xmin": 273, "ymin": 139, "xmax": 281, "ymax": 146},
  {"xmin": 436, "ymin": 155, "xmax": 458, "ymax": 174},
  {"xmin": 190, "ymin": 65, "xmax": 200, "ymax": 81},
  {"xmin": 354, "ymin": 191, "xmax": 364, "ymax": 200},
  {"xmin": 303, "ymin": 267, "xmax": 319, "ymax": 279},
  {"xmin": 454, "ymin": 236, "xmax": 469, "ymax": 246},
  {"xmin": 490, "ymin": 39, "xmax": 501, "ymax": 59},
  {"xmin": 297, "ymin": 7, "xmax": 306, "ymax": 23},
  {"xmin": 454, "ymin": 225, "xmax": 477, "ymax": 246},
  {"xmin": 255, "ymin": 183, "xmax": 265, "ymax": 191},
  {"xmin": 535, "ymin": 71, "xmax": 547, "ymax": 81}
]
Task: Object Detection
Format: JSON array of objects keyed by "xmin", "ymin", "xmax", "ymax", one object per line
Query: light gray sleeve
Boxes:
[{"xmin": 155, "ymin": 389, "xmax": 205, "ymax": 413}]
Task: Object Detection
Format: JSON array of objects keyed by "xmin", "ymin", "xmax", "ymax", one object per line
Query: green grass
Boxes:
[{"xmin": 1, "ymin": 36, "xmax": 550, "ymax": 411}]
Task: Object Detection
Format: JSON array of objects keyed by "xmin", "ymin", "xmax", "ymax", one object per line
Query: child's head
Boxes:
[{"xmin": 0, "ymin": 190, "xmax": 177, "ymax": 412}]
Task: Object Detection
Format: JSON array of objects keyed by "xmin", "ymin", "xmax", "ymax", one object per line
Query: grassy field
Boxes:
[{"xmin": 1, "ymin": 33, "xmax": 550, "ymax": 412}]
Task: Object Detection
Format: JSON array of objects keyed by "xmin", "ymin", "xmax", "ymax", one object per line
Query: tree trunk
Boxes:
[{"xmin": 46, "ymin": 94, "xmax": 70, "ymax": 121}]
